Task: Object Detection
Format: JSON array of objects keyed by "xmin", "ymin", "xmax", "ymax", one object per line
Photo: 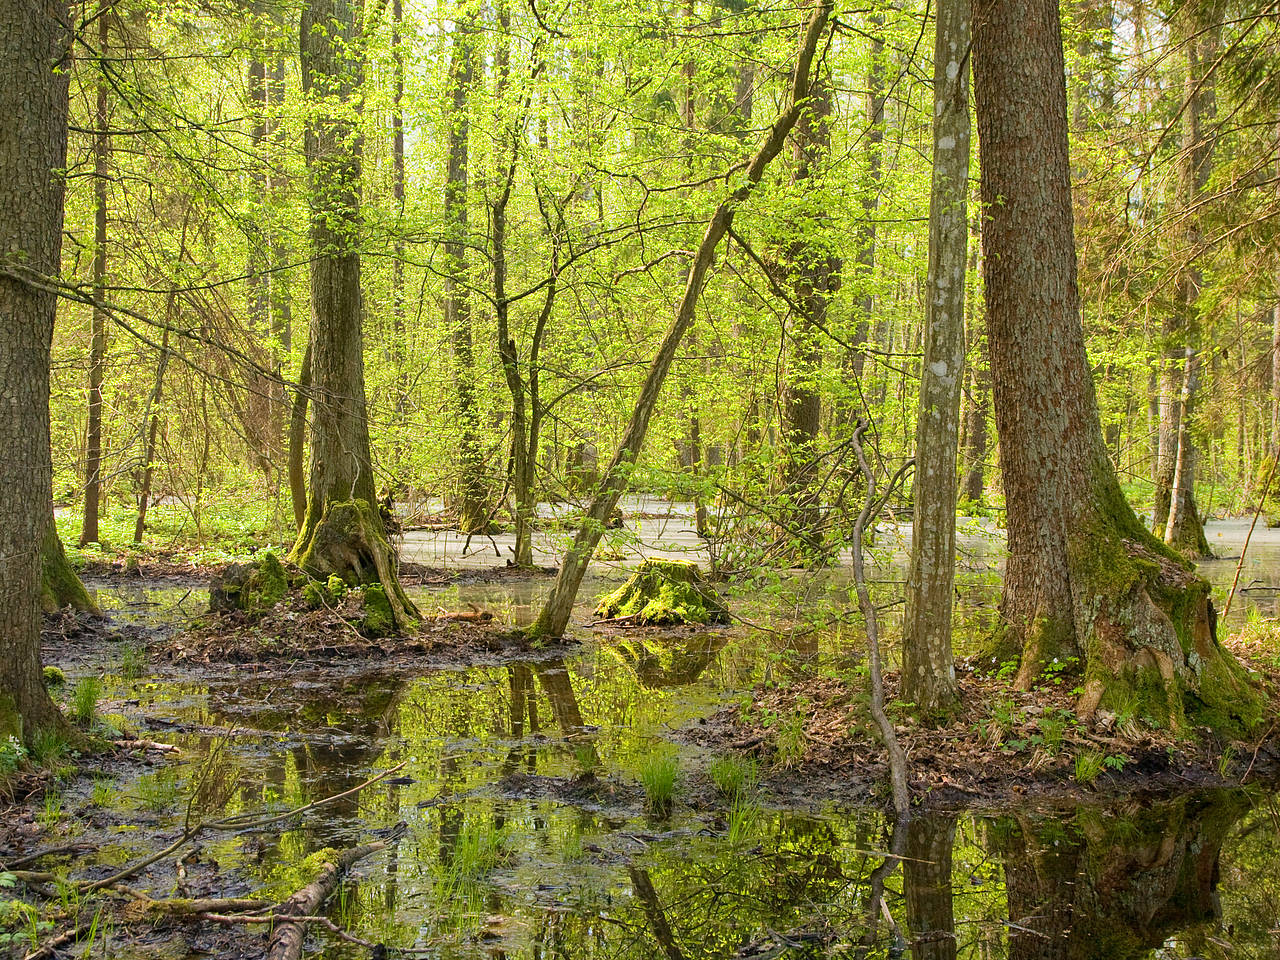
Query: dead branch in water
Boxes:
[{"xmin": 265, "ymin": 823, "xmax": 407, "ymax": 960}]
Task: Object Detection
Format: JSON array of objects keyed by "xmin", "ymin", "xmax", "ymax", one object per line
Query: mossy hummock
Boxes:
[{"xmin": 595, "ymin": 560, "xmax": 729, "ymax": 626}]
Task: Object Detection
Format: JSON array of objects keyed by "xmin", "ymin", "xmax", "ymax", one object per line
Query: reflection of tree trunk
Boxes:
[
  {"xmin": 905, "ymin": 815, "xmax": 956, "ymax": 960},
  {"xmin": 628, "ymin": 866, "xmax": 685, "ymax": 960},
  {"xmin": 996, "ymin": 794, "xmax": 1243, "ymax": 960}
]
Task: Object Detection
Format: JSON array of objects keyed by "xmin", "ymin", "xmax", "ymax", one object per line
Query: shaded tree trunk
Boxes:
[
  {"xmin": 81, "ymin": 2, "xmax": 111, "ymax": 547},
  {"xmin": 779, "ymin": 59, "xmax": 839, "ymax": 559},
  {"xmin": 903, "ymin": 0, "xmax": 970, "ymax": 718},
  {"xmin": 0, "ymin": 0, "xmax": 79, "ymax": 745},
  {"xmin": 289, "ymin": 0, "xmax": 416, "ymax": 629},
  {"xmin": 972, "ymin": 0, "xmax": 1258, "ymax": 730},
  {"xmin": 847, "ymin": 12, "xmax": 884, "ymax": 397},
  {"xmin": 530, "ymin": 0, "xmax": 834, "ymax": 638},
  {"xmin": 443, "ymin": 6, "xmax": 490, "ymax": 535}
]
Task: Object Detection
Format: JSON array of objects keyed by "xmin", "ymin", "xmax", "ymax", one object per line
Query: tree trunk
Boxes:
[
  {"xmin": 443, "ymin": 6, "xmax": 490, "ymax": 535},
  {"xmin": 1155, "ymin": 19, "xmax": 1216, "ymax": 557},
  {"xmin": 289, "ymin": 0, "xmax": 416, "ymax": 630},
  {"xmin": 81, "ymin": 2, "xmax": 110, "ymax": 547},
  {"xmin": 972, "ymin": 0, "xmax": 1258, "ymax": 731},
  {"xmin": 530, "ymin": 0, "xmax": 834, "ymax": 638},
  {"xmin": 288, "ymin": 339, "xmax": 311, "ymax": 531},
  {"xmin": 903, "ymin": 0, "xmax": 970, "ymax": 718},
  {"xmin": 390, "ymin": 0, "xmax": 408, "ymax": 465},
  {"xmin": 0, "ymin": 0, "xmax": 79, "ymax": 746},
  {"xmin": 847, "ymin": 12, "xmax": 884, "ymax": 395},
  {"xmin": 779, "ymin": 58, "xmax": 838, "ymax": 560},
  {"xmin": 960, "ymin": 219, "xmax": 987, "ymax": 504},
  {"xmin": 134, "ymin": 324, "xmax": 169, "ymax": 543}
]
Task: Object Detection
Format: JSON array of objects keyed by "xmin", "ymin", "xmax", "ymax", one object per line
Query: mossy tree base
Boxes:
[
  {"xmin": 595, "ymin": 560, "xmax": 728, "ymax": 626},
  {"xmin": 1009, "ymin": 478, "xmax": 1264, "ymax": 738},
  {"xmin": 41, "ymin": 524, "xmax": 98, "ymax": 615},
  {"xmin": 289, "ymin": 499, "xmax": 418, "ymax": 633}
]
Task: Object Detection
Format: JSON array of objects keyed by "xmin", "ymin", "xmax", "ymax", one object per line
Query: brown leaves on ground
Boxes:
[{"xmin": 699, "ymin": 652, "xmax": 1280, "ymax": 810}]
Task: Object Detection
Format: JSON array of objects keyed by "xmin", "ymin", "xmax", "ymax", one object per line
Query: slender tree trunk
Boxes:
[
  {"xmin": 972, "ymin": 0, "xmax": 1257, "ymax": 731},
  {"xmin": 0, "ymin": 0, "xmax": 79, "ymax": 745},
  {"xmin": 1158, "ymin": 19, "xmax": 1216, "ymax": 557},
  {"xmin": 530, "ymin": 0, "xmax": 834, "ymax": 638},
  {"xmin": 903, "ymin": 0, "xmax": 970, "ymax": 718},
  {"xmin": 81, "ymin": 3, "xmax": 110, "ymax": 547},
  {"xmin": 779, "ymin": 59, "xmax": 839, "ymax": 559},
  {"xmin": 390, "ymin": 0, "xmax": 408, "ymax": 465},
  {"xmin": 848, "ymin": 13, "xmax": 884, "ymax": 395},
  {"xmin": 444, "ymin": 7, "xmax": 489, "ymax": 535},
  {"xmin": 960, "ymin": 219, "xmax": 987, "ymax": 504},
  {"xmin": 288, "ymin": 340, "xmax": 311, "ymax": 531},
  {"xmin": 134, "ymin": 324, "xmax": 170, "ymax": 543},
  {"xmin": 290, "ymin": 0, "xmax": 415, "ymax": 628}
]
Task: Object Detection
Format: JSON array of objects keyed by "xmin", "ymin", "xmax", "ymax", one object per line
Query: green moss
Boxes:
[
  {"xmin": 243, "ymin": 551, "xmax": 287, "ymax": 612},
  {"xmin": 0, "ymin": 693, "xmax": 20, "ymax": 742},
  {"xmin": 40, "ymin": 524, "xmax": 98, "ymax": 615},
  {"xmin": 595, "ymin": 560, "xmax": 728, "ymax": 626},
  {"xmin": 326, "ymin": 573, "xmax": 348, "ymax": 599},
  {"xmin": 361, "ymin": 584, "xmax": 393, "ymax": 636},
  {"xmin": 302, "ymin": 580, "xmax": 327, "ymax": 609},
  {"xmin": 42, "ymin": 666, "xmax": 66, "ymax": 688},
  {"xmin": 261, "ymin": 846, "xmax": 339, "ymax": 900}
]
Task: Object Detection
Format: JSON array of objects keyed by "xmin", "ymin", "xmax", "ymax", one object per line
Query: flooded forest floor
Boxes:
[{"xmin": 6, "ymin": 516, "xmax": 1280, "ymax": 958}]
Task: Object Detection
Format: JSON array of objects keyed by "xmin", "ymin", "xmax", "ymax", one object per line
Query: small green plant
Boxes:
[
  {"xmin": 38, "ymin": 790, "xmax": 63, "ymax": 828},
  {"xmin": 70, "ymin": 675, "xmax": 103, "ymax": 726},
  {"xmin": 726, "ymin": 796, "xmax": 761, "ymax": 847},
  {"xmin": 90, "ymin": 777, "xmax": 113, "ymax": 807},
  {"xmin": 773, "ymin": 708, "xmax": 807, "ymax": 768},
  {"xmin": 708, "ymin": 755, "xmax": 758, "ymax": 800},
  {"xmin": 119, "ymin": 644, "xmax": 146, "ymax": 681},
  {"xmin": 1073, "ymin": 749, "xmax": 1104, "ymax": 785},
  {"xmin": 638, "ymin": 751, "xmax": 681, "ymax": 816},
  {"xmin": 136, "ymin": 768, "xmax": 181, "ymax": 813},
  {"xmin": 1217, "ymin": 745, "xmax": 1236, "ymax": 779},
  {"xmin": 42, "ymin": 666, "xmax": 66, "ymax": 688},
  {"xmin": 28, "ymin": 729, "xmax": 69, "ymax": 765},
  {"xmin": 0, "ymin": 737, "xmax": 26, "ymax": 775}
]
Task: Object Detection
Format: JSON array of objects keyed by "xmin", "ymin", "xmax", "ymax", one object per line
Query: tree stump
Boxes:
[{"xmin": 595, "ymin": 560, "xmax": 728, "ymax": 626}]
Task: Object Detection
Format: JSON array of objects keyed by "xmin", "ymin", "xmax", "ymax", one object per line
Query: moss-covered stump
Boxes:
[
  {"xmin": 290, "ymin": 499, "xmax": 418, "ymax": 632},
  {"xmin": 41, "ymin": 524, "xmax": 98, "ymax": 615},
  {"xmin": 595, "ymin": 560, "xmax": 728, "ymax": 626},
  {"xmin": 209, "ymin": 552, "xmax": 288, "ymax": 614}
]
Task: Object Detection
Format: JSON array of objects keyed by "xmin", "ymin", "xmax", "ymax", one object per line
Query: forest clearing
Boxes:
[{"xmin": 4, "ymin": 0, "xmax": 1280, "ymax": 956}]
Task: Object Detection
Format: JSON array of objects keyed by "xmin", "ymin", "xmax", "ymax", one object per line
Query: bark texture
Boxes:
[
  {"xmin": 972, "ymin": 0, "xmax": 1258, "ymax": 731},
  {"xmin": 289, "ymin": 0, "xmax": 416, "ymax": 629},
  {"xmin": 0, "ymin": 0, "xmax": 78, "ymax": 744},
  {"xmin": 903, "ymin": 0, "xmax": 970, "ymax": 718}
]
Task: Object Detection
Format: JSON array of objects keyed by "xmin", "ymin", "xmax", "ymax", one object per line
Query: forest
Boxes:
[{"xmin": 2, "ymin": 0, "xmax": 1280, "ymax": 955}]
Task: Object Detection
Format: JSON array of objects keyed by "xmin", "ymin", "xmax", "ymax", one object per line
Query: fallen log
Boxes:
[{"xmin": 266, "ymin": 824, "xmax": 406, "ymax": 960}]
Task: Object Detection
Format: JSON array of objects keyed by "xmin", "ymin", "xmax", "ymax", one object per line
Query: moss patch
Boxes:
[
  {"xmin": 41, "ymin": 524, "xmax": 98, "ymax": 615},
  {"xmin": 360, "ymin": 584, "xmax": 394, "ymax": 636},
  {"xmin": 595, "ymin": 560, "xmax": 728, "ymax": 626}
]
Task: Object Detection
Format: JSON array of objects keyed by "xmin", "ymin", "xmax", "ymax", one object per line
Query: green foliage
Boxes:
[
  {"xmin": 1073, "ymin": 749, "xmax": 1105, "ymax": 785},
  {"xmin": 70, "ymin": 675, "xmax": 103, "ymax": 726},
  {"xmin": 707, "ymin": 755, "xmax": 758, "ymax": 801},
  {"xmin": 0, "ymin": 736, "xmax": 27, "ymax": 775},
  {"xmin": 119, "ymin": 644, "xmax": 146, "ymax": 680},
  {"xmin": 42, "ymin": 666, "xmax": 66, "ymax": 688},
  {"xmin": 595, "ymin": 560, "xmax": 729, "ymax": 626},
  {"xmin": 638, "ymin": 750, "xmax": 681, "ymax": 816}
]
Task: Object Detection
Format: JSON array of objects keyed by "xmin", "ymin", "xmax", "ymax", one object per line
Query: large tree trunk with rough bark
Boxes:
[
  {"xmin": 0, "ymin": 0, "xmax": 79, "ymax": 746},
  {"xmin": 902, "ymin": 0, "xmax": 969, "ymax": 718},
  {"xmin": 289, "ymin": 0, "xmax": 416, "ymax": 631},
  {"xmin": 529, "ymin": 0, "xmax": 833, "ymax": 638},
  {"xmin": 973, "ymin": 0, "xmax": 1258, "ymax": 732}
]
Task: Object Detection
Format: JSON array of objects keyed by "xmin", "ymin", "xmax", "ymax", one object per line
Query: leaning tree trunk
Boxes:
[
  {"xmin": 972, "ymin": 0, "xmax": 1259, "ymax": 732},
  {"xmin": 902, "ymin": 0, "xmax": 970, "ymax": 719},
  {"xmin": 0, "ymin": 0, "xmax": 79, "ymax": 746},
  {"xmin": 529, "ymin": 0, "xmax": 834, "ymax": 638},
  {"xmin": 289, "ymin": 0, "xmax": 416, "ymax": 630}
]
